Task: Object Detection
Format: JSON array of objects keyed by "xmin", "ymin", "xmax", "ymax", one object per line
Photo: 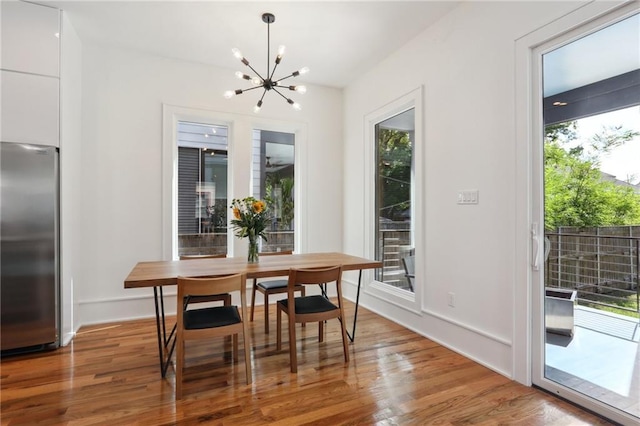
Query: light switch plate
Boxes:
[{"xmin": 457, "ymin": 190, "xmax": 479, "ymax": 205}]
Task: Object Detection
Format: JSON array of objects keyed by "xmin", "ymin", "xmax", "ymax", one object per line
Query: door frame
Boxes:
[{"xmin": 515, "ymin": 1, "xmax": 638, "ymax": 424}]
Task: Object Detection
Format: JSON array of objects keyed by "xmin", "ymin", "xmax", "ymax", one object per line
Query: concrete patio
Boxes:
[{"xmin": 545, "ymin": 305, "xmax": 640, "ymax": 418}]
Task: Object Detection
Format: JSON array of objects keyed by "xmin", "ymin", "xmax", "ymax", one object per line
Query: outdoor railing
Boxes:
[
  {"xmin": 379, "ymin": 228, "xmax": 412, "ymax": 289},
  {"xmin": 177, "ymin": 229, "xmax": 294, "ymax": 257},
  {"xmin": 545, "ymin": 227, "xmax": 640, "ymax": 316}
]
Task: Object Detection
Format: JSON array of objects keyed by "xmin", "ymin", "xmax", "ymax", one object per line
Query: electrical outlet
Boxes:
[{"xmin": 448, "ymin": 292, "xmax": 456, "ymax": 307}]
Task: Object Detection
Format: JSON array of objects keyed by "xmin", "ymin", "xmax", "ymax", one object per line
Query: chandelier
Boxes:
[{"xmin": 224, "ymin": 13, "xmax": 308, "ymax": 113}]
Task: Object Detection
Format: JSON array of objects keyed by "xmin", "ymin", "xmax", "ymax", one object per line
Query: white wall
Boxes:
[
  {"xmin": 76, "ymin": 44, "xmax": 342, "ymax": 325},
  {"xmin": 60, "ymin": 12, "xmax": 83, "ymax": 343},
  {"xmin": 69, "ymin": 0, "xmax": 612, "ymax": 383},
  {"xmin": 342, "ymin": 1, "xmax": 588, "ymax": 381}
]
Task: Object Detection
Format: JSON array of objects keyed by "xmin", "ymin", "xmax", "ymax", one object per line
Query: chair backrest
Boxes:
[
  {"xmin": 175, "ymin": 273, "xmax": 251, "ymax": 394},
  {"xmin": 177, "ymin": 273, "xmax": 246, "ymax": 300},
  {"xmin": 179, "ymin": 253, "xmax": 227, "ymax": 260},
  {"xmin": 288, "ymin": 266, "xmax": 343, "ymax": 289}
]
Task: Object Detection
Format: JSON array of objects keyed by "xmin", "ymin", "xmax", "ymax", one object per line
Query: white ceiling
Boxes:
[{"xmin": 44, "ymin": 0, "xmax": 460, "ymax": 88}]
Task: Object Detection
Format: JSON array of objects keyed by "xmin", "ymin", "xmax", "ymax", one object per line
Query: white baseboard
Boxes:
[
  {"xmin": 76, "ymin": 285, "xmax": 301, "ymax": 327},
  {"xmin": 341, "ymin": 276, "xmax": 514, "ymax": 379},
  {"xmin": 61, "ymin": 331, "xmax": 76, "ymax": 347}
]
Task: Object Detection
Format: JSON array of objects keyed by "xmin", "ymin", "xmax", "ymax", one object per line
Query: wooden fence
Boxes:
[{"xmin": 545, "ymin": 226, "xmax": 640, "ymax": 314}]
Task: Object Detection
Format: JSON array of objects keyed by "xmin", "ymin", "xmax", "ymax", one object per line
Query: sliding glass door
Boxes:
[{"xmin": 532, "ymin": 7, "xmax": 639, "ymax": 424}]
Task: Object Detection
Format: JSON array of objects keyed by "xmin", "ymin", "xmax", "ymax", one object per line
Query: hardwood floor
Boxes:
[{"xmin": 1, "ymin": 301, "xmax": 612, "ymax": 425}]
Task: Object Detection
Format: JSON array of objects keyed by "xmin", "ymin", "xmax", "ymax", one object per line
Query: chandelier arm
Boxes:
[
  {"xmin": 273, "ymin": 73, "xmax": 296, "ymax": 84},
  {"xmin": 271, "ymin": 87, "xmax": 291, "ymax": 102},
  {"xmin": 269, "ymin": 62, "xmax": 281, "ymax": 82},
  {"xmin": 237, "ymin": 85, "xmax": 264, "ymax": 94},
  {"xmin": 244, "ymin": 63, "xmax": 265, "ymax": 81},
  {"xmin": 258, "ymin": 89, "xmax": 268, "ymax": 102}
]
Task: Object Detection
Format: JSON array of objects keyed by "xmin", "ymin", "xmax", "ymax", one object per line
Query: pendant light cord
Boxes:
[{"xmin": 266, "ymin": 20, "xmax": 270, "ymax": 79}]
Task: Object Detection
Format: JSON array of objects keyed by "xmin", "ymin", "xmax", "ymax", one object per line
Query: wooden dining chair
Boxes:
[
  {"xmin": 179, "ymin": 254, "xmax": 231, "ymax": 306},
  {"xmin": 249, "ymin": 250, "xmax": 306, "ymax": 333},
  {"xmin": 175, "ymin": 273, "xmax": 251, "ymax": 399},
  {"xmin": 276, "ymin": 266, "xmax": 349, "ymax": 373}
]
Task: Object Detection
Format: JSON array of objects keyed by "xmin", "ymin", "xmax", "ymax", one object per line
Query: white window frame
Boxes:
[
  {"xmin": 363, "ymin": 87, "xmax": 424, "ymax": 313},
  {"xmin": 162, "ymin": 104, "xmax": 307, "ymax": 260}
]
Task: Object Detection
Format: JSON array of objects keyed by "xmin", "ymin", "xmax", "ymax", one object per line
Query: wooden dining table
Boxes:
[{"xmin": 124, "ymin": 252, "xmax": 381, "ymax": 377}]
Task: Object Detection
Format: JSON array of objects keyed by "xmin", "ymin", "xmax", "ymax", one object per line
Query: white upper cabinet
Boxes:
[
  {"xmin": 1, "ymin": 1, "xmax": 60, "ymax": 77},
  {"xmin": 1, "ymin": 71, "xmax": 60, "ymax": 146},
  {"xmin": 1, "ymin": 1, "xmax": 60, "ymax": 146}
]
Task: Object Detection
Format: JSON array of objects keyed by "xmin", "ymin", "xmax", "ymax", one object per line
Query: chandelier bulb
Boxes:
[
  {"xmin": 286, "ymin": 98, "xmax": 302, "ymax": 110},
  {"xmin": 291, "ymin": 85, "xmax": 306, "ymax": 94},
  {"xmin": 254, "ymin": 100, "xmax": 263, "ymax": 113},
  {"xmin": 276, "ymin": 45, "xmax": 286, "ymax": 64},
  {"xmin": 232, "ymin": 48, "xmax": 249, "ymax": 66},
  {"xmin": 224, "ymin": 89, "xmax": 243, "ymax": 99},
  {"xmin": 236, "ymin": 71, "xmax": 251, "ymax": 80},
  {"xmin": 292, "ymin": 67, "xmax": 309, "ymax": 77},
  {"xmin": 252, "ymin": 77, "xmax": 262, "ymax": 85}
]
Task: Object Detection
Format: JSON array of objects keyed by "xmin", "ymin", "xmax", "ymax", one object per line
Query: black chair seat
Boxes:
[
  {"xmin": 278, "ymin": 295, "xmax": 338, "ymax": 315},
  {"xmin": 256, "ymin": 279, "xmax": 288, "ymax": 291},
  {"xmin": 184, "ymin": 306, "xmax": 241, "ymax": 330}
]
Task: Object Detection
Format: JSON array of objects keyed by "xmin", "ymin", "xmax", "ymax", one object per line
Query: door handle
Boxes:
[{"xmin": 531, "ymin": 223, "xmax": 540, "ymax": 271}]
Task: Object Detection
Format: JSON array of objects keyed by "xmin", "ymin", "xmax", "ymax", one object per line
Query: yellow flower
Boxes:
[
  {"xmin": 253, "ymin": 201, "xmax": 265, "ymax": 213},
  {"xmin": 233, "ymin": 207, "xmax": 241, "ymax": 219}
]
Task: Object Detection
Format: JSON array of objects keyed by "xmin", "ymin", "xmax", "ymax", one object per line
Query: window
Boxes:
[
  {"xmin": 163, "ymin": 105, "xmax": 307, "ymax": 261},
  {"xmin": 176, "ymin": 121, "xmax": 228, "ymax": 257},
  {"xmin": 252, "ymin": 130, "xmax": 295, "ymax": 253},
  {"xmin": 375, "ymin": 109, "xmax": 415, "ymax": 292}
]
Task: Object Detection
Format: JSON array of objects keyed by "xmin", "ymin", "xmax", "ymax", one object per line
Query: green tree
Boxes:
[
  {"xmin": 265, "ymin": 174, "xmax": 294, "ymax": 230},
  {"xmin": 544, "ymin": 122, "xmax": 640, "ymax": 230},
  {"xmin": 378, "ymin": 129, "xmax": 412, "ymax": 221}
]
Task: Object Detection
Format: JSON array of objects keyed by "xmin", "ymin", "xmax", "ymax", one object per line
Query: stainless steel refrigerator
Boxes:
[{"xmin": 1, "ymin": 142, "xmax": 59, "ymax": 353}]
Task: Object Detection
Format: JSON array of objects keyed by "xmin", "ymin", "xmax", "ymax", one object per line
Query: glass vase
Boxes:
[{"xmin": 247, "ymin": 231, "xmax": 259, "ymax": 263}]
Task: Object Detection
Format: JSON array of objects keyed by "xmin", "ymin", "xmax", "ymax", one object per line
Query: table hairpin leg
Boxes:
[
  {"xmin": 321, "ymin": 270, "xmax": 363, "ymax": 342},
  {"xmin": 344, "ymin": 270, "xmax": 363, "ymax": 342},
  {"xmin": 153, "ymin": 287, "xmax": 164, "ymax": 375},
  {"xmin": 319, "ymin": 269, "xmax": 362, "ymax": 342},
  {"xmin": 319, "ymin": 282, "xmax": 328, "ymax": 298},
  {"xmin": 153, "ymin": 286, "xmax": 177, "ymax": 378}
]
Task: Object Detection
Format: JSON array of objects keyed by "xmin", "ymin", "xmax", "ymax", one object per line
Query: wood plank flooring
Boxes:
[{"xmin": 1, "ymin": 302, "xmax": 613, "ymax": 425}]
